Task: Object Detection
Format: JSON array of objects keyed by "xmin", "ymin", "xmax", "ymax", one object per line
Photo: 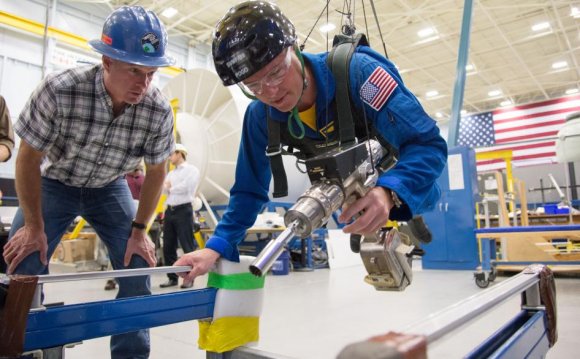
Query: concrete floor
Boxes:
[{"xmin": 38, "ymin": 261, "xmax": 579, "ymax": 359}]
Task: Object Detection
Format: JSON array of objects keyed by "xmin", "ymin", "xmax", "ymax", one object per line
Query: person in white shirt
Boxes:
[{"xmin": 160, "ymin": 144, "xmax": 200, "ymax": 289}]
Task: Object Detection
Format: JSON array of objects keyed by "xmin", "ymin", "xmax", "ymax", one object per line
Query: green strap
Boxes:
[
  {"xmin": 287, "ymin": 46, "xmax": 308, "ymax": 140},
  {"xmin": 207, "ymin": 272, "xmax": 265, "ymax": 290},
  {"xmin": 288, "ymin": 107, "xmax": 305, "ymax": 139}
]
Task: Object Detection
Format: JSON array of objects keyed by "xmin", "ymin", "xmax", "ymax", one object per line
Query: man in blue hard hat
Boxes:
[
  {"xmin": 3, "ymin": 6, "xmax": 175, "ymax": 358},
  {"xmin": 175, "ymin": 1, "xmax": 447, "ymax": 282}
]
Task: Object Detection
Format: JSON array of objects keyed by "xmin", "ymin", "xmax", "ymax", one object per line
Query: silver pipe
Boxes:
[
  {"xmin": 34, "ymin": 266, "xmax": 192, "ymax": 284},
  {"xmin": 548, "ymin": 173, "xmax": 566, "ymax": 200},
  {"xmin": 249, "ymin": 221, "xmax": 298, "ymax": 277},
  {"xmin": 405, "ymin": 270, "xmax": 540, "ymax": 343}
]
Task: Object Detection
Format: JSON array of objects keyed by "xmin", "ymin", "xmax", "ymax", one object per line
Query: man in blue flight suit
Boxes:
[{"xmin": 176, "ymin": 1, "xmax": 447, "ymax": 280}]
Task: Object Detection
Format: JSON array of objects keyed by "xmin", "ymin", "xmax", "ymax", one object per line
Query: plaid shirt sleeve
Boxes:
[
  {"xmin": 142, "ymin": 102, "xmax": 175, "ymax": 165},
  {"xmin": 14, "ymin": 76, "xmax": 59, "ymax": 152}
]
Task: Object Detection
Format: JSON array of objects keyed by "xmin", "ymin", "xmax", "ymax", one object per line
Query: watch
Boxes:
[{"xmin": 131, "ymin": 220, "xmax": 146, "ymax": 230}]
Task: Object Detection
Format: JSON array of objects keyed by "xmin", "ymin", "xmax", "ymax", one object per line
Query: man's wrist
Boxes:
[{"xmin": 131, "ymin": 220, "xmax": 147, "ymax": 230}]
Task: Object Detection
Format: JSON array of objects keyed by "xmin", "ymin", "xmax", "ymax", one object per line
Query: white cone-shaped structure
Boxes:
[
  {"xmin": 556, "ymin": 112, "xmax": 580, "ymax": 163},
  {"xmin": 163, "ymin": 69, "xmax": 250, "ymax": 205}
]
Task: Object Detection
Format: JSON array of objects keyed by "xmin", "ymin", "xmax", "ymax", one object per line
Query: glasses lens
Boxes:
[
  {"xmin": 238, "ymin": 82, "xmax": 261, "ymax": 96},
  {"xmin": 263, "ymin": 49, "xmax": 292, "ymax": 86},
  {"xmin": 239, "ymin": 47, "xmax": 292, "ymax": 96}
]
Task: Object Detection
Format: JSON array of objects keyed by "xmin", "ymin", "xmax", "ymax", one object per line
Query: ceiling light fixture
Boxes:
[
  {"xmin": 435, "ymin": 112, "xmax": 443, "ymax": 118},
  {"xmin": 161, "ymin": 7, "xmax": 178, "ymax": 18},
  {"xmin": 319, "ymin": 23, "xmax": 336, "ymax": 33},
  {"xmin": 500, "ymin": 100, "xmax": 512, "ymax": 107},
  {"xmin": 531, "ymin": 22, "xmax": 550, "ymax": 32},
  {"xmin": 488, "ymin": 89, "xmax": 502, "ymax": 97},
  {"xmin": 571, "ymin": 7, "xmax": 580, "ymax": 19},
  {"xmin": 552, "ymin": 61, "xmax": 568, "ymax": 69},
  {"xmin": 426, "ymin": 90, "xmax": 439, "ymax": 98},
  {"xmin": 565, "ymin": 88, "xmax": 579, "ymax": 95},
  {"xmin": 465, "ymin": 64, "xmax": 477, "ymax": 75},
  {"xmin": 418, "ymin": 27, "xmax": 436, "ymax": 38}
]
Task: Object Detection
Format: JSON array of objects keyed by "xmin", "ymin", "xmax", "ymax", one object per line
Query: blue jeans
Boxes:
[{"xmin": 9, "ymin": 177, "xmax": 151, "ymax": 359}]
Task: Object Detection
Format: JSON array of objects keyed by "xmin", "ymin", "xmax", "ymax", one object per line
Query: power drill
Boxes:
[{"xmin": 249, "ymin": 140, "xmax": 415, "ymax": 291}]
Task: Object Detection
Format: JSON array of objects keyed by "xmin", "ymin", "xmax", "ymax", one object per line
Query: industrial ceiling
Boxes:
[{"xmin": 65, "ymin": 0, "xmax": 580, "ymax": 122}]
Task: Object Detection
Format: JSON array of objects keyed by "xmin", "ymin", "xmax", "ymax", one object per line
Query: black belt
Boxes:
[{"xmin": 166, "ymin": 203, "xmax": 191, "ymax": 211}]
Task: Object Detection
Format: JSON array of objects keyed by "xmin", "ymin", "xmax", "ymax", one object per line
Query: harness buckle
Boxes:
[{"xmin": 266, "ymin": 145, "xmax": 282, "ymax": 157}]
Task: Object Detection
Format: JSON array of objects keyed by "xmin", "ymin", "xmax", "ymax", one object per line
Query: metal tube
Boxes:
[
  {"xmin": 249, "ymin": 221, "xmax": 298, "ymax": 276},
  {"xmin": 405, "ymin": 270, "xmax": 540, "ymax": 343},
  {"xmin": 34, "ymin": 266, "xmax": 193, "ymax": 284},
  {"xmin": 548, "ymin": 173, "xmax": 566, "ymax": 200}
]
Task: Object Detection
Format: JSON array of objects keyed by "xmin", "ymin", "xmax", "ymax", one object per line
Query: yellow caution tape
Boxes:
[{"xmin": 198, "ymin": 316, "xmax": 259, "ymax": 353}]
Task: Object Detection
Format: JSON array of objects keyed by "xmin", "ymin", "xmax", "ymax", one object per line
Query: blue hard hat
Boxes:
[{"xmin": 89, "ymin": 6, "xmax": 175, "ymax": 67}]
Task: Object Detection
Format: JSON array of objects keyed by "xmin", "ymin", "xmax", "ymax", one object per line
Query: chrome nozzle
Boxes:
[{"xmin": 249, "ymin": 221, "xmax": 299, "ymax": 277}]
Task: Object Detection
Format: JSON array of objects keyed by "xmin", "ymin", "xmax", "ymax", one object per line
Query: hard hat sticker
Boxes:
[
  {"xmin": 102, "ymin": 34, "xmax": 113, "ymax": 45},
  {"xmin": 141, "ymin": 33, "xmax": 160, "ymax": 53}
]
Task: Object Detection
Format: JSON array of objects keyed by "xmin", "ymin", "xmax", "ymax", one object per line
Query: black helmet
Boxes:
[{"xmin": 212, "ymin": 1, "xmax": 296, "ymax": 86}]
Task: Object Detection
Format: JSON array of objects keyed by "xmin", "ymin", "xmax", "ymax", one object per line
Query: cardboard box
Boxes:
[{"xmin": 53, "ymin": 235, "xmax": 96, "ymax": 263}]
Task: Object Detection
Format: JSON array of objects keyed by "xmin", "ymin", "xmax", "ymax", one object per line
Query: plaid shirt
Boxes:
[{"xmin": 15, "ymin": 65, "xmax": 175, "ymax": 188}]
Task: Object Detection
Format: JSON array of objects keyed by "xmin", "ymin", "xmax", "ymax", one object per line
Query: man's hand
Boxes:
[
  {"xmin": 3, "ymin": 226, "xmax": 47, "ymax": 274},
  {"xmin": 175, "ymin": 248, "xmax": 220, "ymax": 283},
  {"xmin": 338, "ymin": 187, "xmax": 394, "ymax": 234},
  {"xmin": 124, "ymin": 229, "xmax": 156, "ymax": 267},
  {"xmin": 0, "ymin": 144, "xmax": 11, "ymax": 162}
]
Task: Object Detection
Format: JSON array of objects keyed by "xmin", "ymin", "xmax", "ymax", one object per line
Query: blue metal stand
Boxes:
[
  {"xmin": 24, "ymin": 288, "xmax": 216, "ymax": 352},
  {"xmin": 467, "ymin": 310, "xmax": 550, "ymax": 358}
]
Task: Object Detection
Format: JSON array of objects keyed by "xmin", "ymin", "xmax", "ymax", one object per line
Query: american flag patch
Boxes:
[{"xmin": 359, "ymin": 67, "xmax": 398, "ymax": 111}]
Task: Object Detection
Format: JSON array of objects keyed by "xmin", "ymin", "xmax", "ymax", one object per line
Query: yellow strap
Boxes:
[{"xmin": 198, "ymin": 316, "xmax": 259, "ymax": 353}]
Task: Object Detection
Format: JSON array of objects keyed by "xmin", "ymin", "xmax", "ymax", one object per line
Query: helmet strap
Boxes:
[{"xmin": 287, "ymin": 45, "xmax": 308, "ymax": 139}]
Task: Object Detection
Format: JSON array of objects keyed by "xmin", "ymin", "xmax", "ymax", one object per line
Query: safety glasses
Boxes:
[{"xmin": 238, "ymin": 47, "xmax": 292, "ymax": 96}]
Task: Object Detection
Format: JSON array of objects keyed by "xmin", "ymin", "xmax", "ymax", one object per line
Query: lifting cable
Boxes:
[{"xmin": 301, "ymin": 0, "xmax": 389, "ymax": 59}]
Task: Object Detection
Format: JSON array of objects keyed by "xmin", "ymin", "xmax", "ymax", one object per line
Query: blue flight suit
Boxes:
[{"xmin": 206, "ymin": 46, "xmax": 448, "ymax": 262}]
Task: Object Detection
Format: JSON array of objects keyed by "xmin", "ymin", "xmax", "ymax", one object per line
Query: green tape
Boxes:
[{"xmin": 207, "ymin": 272, "xmax": 265, "ymax": 290}]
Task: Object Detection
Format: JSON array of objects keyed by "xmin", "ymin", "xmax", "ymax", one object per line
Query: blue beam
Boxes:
[
  {"xmin": 24, "ymin": 288, "xmax": 217, "ymax": 351},
  {"xmin": 448, "ymin": 0, "xmax": 475, "ymax": 147},
  {"xmin": 467, "ymin": 310, "xmax": 549, "ymax": 358}
]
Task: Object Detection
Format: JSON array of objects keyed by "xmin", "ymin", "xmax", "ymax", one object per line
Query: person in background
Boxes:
[
  {"xmin": 126, "ymin": 163, "xmax": 145, "ymax": 202},
  {"xmin": 0, "ymin": 95, "xmax": 15, "ymax": 273},
  {"xmin": 0, "ymin": 96, "xmax": 14, "ymax": 163},
  {"xmin": 2, "ymin": 7, "xmax": 175, "ymax": 358},
  {"xmin": 104, "ymin": 163, "xmax": 147, "ymax": 290},
  {"xmin": 160, "ymin": 144, "xmax": 200, "ymax": 289},
  {"xmin": 175, "ymin": 1, "xmax": 447, "ymax": 283}
]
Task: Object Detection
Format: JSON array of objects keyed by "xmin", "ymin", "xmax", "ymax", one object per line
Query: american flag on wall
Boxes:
[{"xmin": 458, "ymin": 94, "xmax": 580, "ymax": 172}]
